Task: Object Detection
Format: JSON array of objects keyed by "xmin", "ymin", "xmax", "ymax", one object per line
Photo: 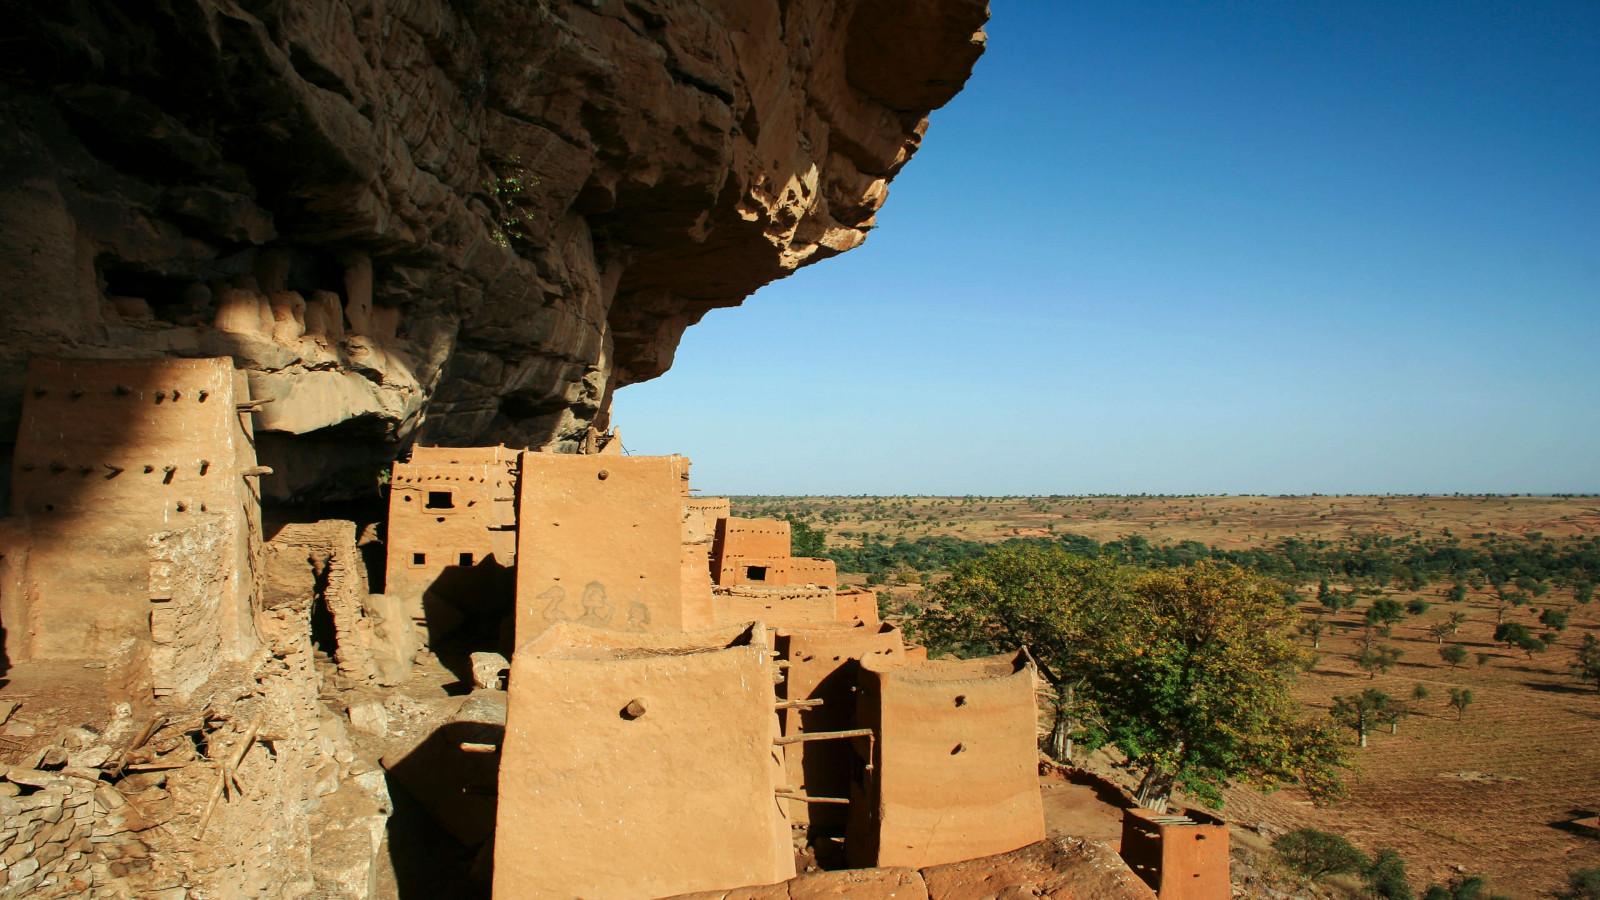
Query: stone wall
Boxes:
[{"xmin": 0, "ymin": 0, "xmax": 989, "ymax": 499}]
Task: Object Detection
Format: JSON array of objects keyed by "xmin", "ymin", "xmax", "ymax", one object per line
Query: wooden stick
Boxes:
[
  {"xmin": 193, "ymin": 712, "xmax": 263, "ymax": 841},
  {"xmin": 111, "ymin": 713, "xmax": 169, "ymax": 778}
]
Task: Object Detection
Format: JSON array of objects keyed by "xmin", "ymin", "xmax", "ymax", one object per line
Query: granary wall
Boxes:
[
  {"xmin": 5, "ymin": 357, "xmax": 260, "ymax": 694},
  {"xmin": 777, "ymin": 624, "xmax": 905, "ymax": 829},
  {"xmin": 494, "ymin": 622, "xmax": 793, "ymax": 900},
  {"xmin": 848, "ymin": 651, "xmax": 1045, "ymax": 870},
  {"xmin": 1120, "ymin": 808, "xmax": 1231, "ymax": 900},
  {"xmin": 514, "ymin": 453, "xmax": 689, "ymax": 643}
]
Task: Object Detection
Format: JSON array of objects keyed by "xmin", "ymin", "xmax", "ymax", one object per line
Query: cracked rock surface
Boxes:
[{"xmin": 0, "ymin": 0, "xmax": 988, "ymax": 499}]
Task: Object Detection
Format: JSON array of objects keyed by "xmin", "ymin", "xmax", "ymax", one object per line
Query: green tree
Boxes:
[
  {"xmin": 1448, "ymin": 687, "xmax": 1474, "ymax": 720},
  {"xmin": 1272, "ymin": 827, "xmax": 1368, "ymax": 882},
  {"xmin": 787, "ymin": 517, "xmax": 827, "ymax": 558},
  {"xmin": 1321, "ymin": 586, "xmax": 1356, "ymax": 614},
  {"xmin": 1494, "ymin": 621, "xmax": 1532, "ymax": 649},
  {"xmin": 1573, "ymin": 633, "xmax": 1600, "ymax": 692},
  {"xmin": 1540, "ymin": 608, "xmax": 1570, "ymax": 631},
  {"xmin": 1406, "ymin": 598, "xmax": 1431, "ymax": 616},
  {"xmin": 1367, "ymin": 598, "xmax": 1407, "ymax": 627},
  {"xmin": 1447, "ymin": 583, "xmax": 1469, "ymax": 604},
  {"xmin": 1439, "ymin": 644, "xmax": 1468, "ymax": 668},
  {"xmin": 1355, "ymin": 644, "xmax": 1404, "ymax": 679},
  {"xmin": 1557, "ymin": 867, "xmax": 1600, "ymax": 900},
  {"xmin": 913, "ymin": 552, "xmax": 1349, "ymax": 810},
  {"xmin": 1475, "ymin": 652, "xmax": 1493, "ymax": 668},
  {"xmin": 1412, "ymin": 683, "xmax": 1430, "ymax": 702},
  {"xmin": 1365, "ymin": 848, "xmax": 1414, "ymax": 900},
  {"xmin": 1331, "ymin": 689, "xmax": 1392, "ymax": 747},
  {"xmin": 1298, "ymin": 617, "xmax": 1327, "ymax": 649},
  {"xmin": 1576, "ymin": 582, "xmax": 1594, "ymax": 605}
]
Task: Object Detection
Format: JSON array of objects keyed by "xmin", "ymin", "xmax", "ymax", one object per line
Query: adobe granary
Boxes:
[
  {"xmin": 3, "ymin": 357, "xmax": 263, "ymax": 700},
  {"xmin": 1119, "ymin": 808, "xmax": 1232, "ymax": 899},
  {"xmin": 494, "ymin": 622, "xmax": 794, "ymax": 900},
  {"xmin": 384, "ymin": 445, "xmax": 521, "ymax": 645},
  {"xmin": 847, "ymin": 650, "xmax": 1048, "ymax": 869}
]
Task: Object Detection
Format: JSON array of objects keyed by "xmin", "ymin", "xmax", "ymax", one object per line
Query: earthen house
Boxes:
[{"xmin": 385, "ymin": 445, "xmax": 520, "ymax": 643}]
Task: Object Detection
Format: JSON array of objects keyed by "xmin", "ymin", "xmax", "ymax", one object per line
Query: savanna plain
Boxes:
[{"xmin": 728, "ymin": 493, "xmax": 1600, "ymax": 897}]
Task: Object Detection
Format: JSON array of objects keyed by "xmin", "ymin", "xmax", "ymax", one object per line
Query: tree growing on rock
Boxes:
[{"xmin": 912, "ymin": 551, "xmax": 1349, "ymax": 810}]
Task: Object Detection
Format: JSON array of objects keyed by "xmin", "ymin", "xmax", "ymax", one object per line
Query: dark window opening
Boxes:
[
  {"xmin": 427, "ymin": 491, "xmax": 454, "ymax": 509},
  {"xmin": 745, "ymin": 565, "xmax": 768, "ymax": 582},
  {"xmin": 412, "ymin": 552, "xmax": 426, "ymax": 566},
  {"xmin": 459, "ymin": 552, "xmax": 474, "ymax": 567}
]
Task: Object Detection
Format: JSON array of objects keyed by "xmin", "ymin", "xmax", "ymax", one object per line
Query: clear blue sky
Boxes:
[{"xmin": 614, "ymin": 1, "xmax": 1600, "ymax": 496}]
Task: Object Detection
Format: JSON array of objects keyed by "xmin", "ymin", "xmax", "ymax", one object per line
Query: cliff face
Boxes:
[{"xmin": 0, "ymin": 0, "xmax": 987, "ymax": 499}]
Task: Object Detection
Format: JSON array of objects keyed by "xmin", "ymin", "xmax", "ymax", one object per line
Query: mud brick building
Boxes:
[{"xmin": 2, "ymin": 357, "xmax": 262, "ymax": 699}]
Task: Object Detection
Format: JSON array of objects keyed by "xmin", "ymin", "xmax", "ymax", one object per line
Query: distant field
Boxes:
[
  {"xmin": 730, "ymin": 494, "xmax": 1600, "ymax": 897},
  {"xmin": 728, "ymin": 493, "xmax": 1600, "ymax": 550}
]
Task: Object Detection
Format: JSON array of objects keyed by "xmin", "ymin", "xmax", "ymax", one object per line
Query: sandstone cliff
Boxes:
[{"xmin": 0, "ymin": 0, "xmax": 987, "ymax": 500}]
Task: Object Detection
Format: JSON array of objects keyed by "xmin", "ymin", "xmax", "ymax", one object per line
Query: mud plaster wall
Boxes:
[
  {"xmin": 848, "ymin": 651, "xmax": 1045, "ymax": 870},
  {"xmin": 514, "ymin": 453, "xmax": 688, "ymax": 643},
  {"xmin": 777, "ymin": 624, "xmax": 904, "ymax": 828},
  {"xmin": 5, "ymin": 357, "xmax": 259, "ymax": 689},
  {"xmin": 719, "ymin": 585, "xmax": 841, "ymax": 630},
  {"xmin": 1119, "ymin": 809, "xmax": 1230, "ymax": 900},
  {"xmin": 680, "ymin": 496, "xmax": 725, "ymax": 632},
  {"xmin": 834, "ymin": 588, "xmax": 881, "ymax": 627},
  {"xmin": 495, "ymin": 622, "xmax": 792, "ymax": 900},
  {"xmin": 386, "ymin": 445, "xmax": 518, "ymax": 643}
]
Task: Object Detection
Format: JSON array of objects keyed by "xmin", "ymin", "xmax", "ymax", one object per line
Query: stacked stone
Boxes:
[{"xmin": 0, "ymin": 767, "xmax": 105, "ymax": 897}]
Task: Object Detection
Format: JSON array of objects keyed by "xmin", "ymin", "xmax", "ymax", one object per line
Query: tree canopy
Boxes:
[{"xmin": 912, "ymin": 547, "xmax": 1348, "ymax": 809}]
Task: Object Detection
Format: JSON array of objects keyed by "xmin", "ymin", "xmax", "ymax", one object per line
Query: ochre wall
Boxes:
[
  {"xmin": 494, "ymin": 622, "xmax": 793, "ymax": 900},
  {"xmin": 834, "ymin": 588, "xmax": 880, "ymax": 626},
  {"xmin": 720, "ymin": 586, "xmax": 840, "ymax": 630},
  {"xmin": 6, "ymin": 357, "xmax": 259, "ymax": 693},
  {"xmin": 777, "ymin": 624, "xmax": 905, "ymax": 829},
  {"xmin": 385, "ymin": 445, "xmax": 519, "ymax": 643},
  {"xmin": 1120, "ymin": 808, "xmax": 1230, "ymax": 900},
  {"xmin": 848, "ymin": 651, "xmax": 1045, "ymax": 869},
  {"xmin": 514, "ymin": 453, "xmax": 688, "ymax": 644}
]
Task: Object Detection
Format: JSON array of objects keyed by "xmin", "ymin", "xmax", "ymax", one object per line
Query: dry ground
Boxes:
[
  {"xmin": 733, "ymin": 494, "xmax": 1600, "ymax": 550},
  {"xmin": 743, "ymin": 494, "xmax": 1600, "ymax": 898}
]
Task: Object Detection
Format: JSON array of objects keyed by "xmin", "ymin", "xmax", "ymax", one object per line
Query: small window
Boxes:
[
  {"xmin": 459, "ymin": 552, "xmax": 474, "ymax": 567},
  {"xmin": 745, "ymin": 565, "xmax": 768, "ymax": 582},
  {"xmin": 412, "ymin": 552, "xmax": 426, "ymax": 566},
  {"xmin": 426, "ymin": 491, "xmax": 454, "ymax": 509}
]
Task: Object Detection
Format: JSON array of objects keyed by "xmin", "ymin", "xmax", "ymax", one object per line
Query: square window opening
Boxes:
[
  {"xmin": 426, "ymin": 491, "xmax": 454, "ymax": 509},
  {"xmin": 459, "ymin": 552, "xmax": 474, "ymax": 567},
  {"xmin": 412, "ymin": 552, "xmax": 427, "ymax": 566},
  {"xmin": 745, "ymin": 565, "xmax": 768, "ymax": 582}
]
